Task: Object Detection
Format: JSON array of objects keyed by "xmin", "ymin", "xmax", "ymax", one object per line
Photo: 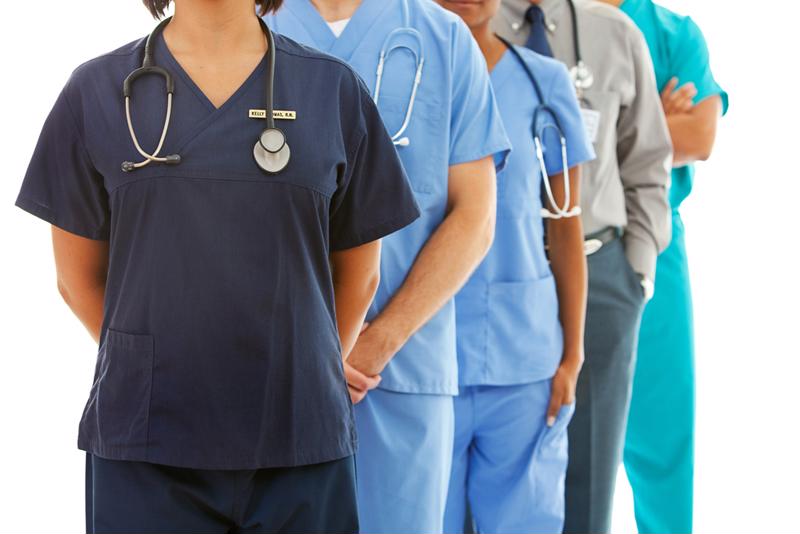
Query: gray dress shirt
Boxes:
[{"xmin": 493, "ymin": 0, "xmax": 672, "ymax": 279}]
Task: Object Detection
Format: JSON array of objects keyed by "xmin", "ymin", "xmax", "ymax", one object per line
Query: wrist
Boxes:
[
  {"xmin": 560, "ymin": 348, "xmax": 584, "ymax": 372},
  {"xmin": 368, "ymin": 315, "xmax": 407, "ymax": 358}
]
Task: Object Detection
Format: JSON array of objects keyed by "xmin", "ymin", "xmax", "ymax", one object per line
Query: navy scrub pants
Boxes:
[
  {"xmin": 563, "ymin": 238, "xmax": 645, "ymax": 534},
  {"xmin": 85, "ymin": 453, "xmax": 358, "ymax": 534}
]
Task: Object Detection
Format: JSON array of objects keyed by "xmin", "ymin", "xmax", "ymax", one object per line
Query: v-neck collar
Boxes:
[
  {"xmin": 490, "ymin": 49, "xmax": 515, "ymax": 91},
  {"xmin": 155, "ymin": 31, "xmax": 268, "ymax": 114},
  {"xmin": 284, "ymin": 0, "xmax": 395, "ymax": 60}
]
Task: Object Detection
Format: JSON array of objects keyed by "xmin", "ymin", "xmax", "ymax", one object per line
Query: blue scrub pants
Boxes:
[
  {"xmin": 354, "ymin": 388, "xmax": 455, "ymax": 534},
  {"xmin": 85, "ymin": 453, "xmax": 358, "ymax": 533},
  {"xmin": 563, "ymin": 238, "xmax": 645, "ymax": 534},
  {"xmin": 444, "ymin": 381, "xmax": 574, "ymax": 534}
]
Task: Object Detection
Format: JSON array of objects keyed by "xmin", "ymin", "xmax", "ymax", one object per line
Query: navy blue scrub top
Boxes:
[{"xmin": 15, "ymin": 32, "xmax": 420, "ymax": 470}]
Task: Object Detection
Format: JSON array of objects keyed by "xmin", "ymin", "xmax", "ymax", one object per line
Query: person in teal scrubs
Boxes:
[{"xmin": 599, "ymin": 1, "xmax": 728, "ymax": 532}]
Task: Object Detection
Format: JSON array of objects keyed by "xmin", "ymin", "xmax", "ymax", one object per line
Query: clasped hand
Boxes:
[{"xmin": 343, "ymin": 322, "xmax": 397, "ymax": 404}]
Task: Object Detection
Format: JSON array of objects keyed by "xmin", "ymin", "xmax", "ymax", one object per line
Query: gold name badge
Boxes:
[{"xmin": 249, "ymin": 109, "xmax": 297, "ymax": 120}]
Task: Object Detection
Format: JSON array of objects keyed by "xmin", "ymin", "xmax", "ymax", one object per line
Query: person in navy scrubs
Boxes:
[{"xmin": 14, "ymin": 0, "xmax": 419, "ymax": 532}]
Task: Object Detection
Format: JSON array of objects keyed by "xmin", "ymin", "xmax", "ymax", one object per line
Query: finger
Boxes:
[
  {"xmin": 673, "ymin": 82, "xmax": 696, "ymax": 97},
  {"xmin": 364, "ymin": 374, "xmax": 382, "ymax": 390},
  {"xmin": 674, "ymin": 84, "xmax": 697, "ymax": 100},
  {"xmin": 677, "ymin": 81, "xmax": 697, "ymax": 95},
  {"xmin": 344, "ymin": 363, "xmax": 370, "ymax": 391},
  {"xmin": 661, "ymin": 77, "xmax": 678, "ymax": 100},
  {"xmin": 344, "ymin": 362, "xmax": 382, "ymax": 390},
  {"xmin": 546, "ymin": 390, "xmax": 562, "ymax": 427},
  {"xmin": 675, "ymin": 94, "xmax": 696, "ymax": 113},
  {"xmin": 348, "ymin": 386, "xmax": 366, "ymax": 404},
  {"xmin": 667, "ymin": 88, "xmax": 693, "ymax": 109}
]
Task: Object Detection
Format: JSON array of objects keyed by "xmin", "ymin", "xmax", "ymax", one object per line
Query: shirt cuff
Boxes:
[{"xmin": 623, "ymin": 233, "xmax": 658, "ymax": 282}]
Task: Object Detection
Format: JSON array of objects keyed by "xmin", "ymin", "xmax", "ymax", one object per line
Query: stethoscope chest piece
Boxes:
[
  {"xmin": 570, "ymin": 60, "xmax": 594, "ymax": 92},
  {"xmin": 253, "ymin": 127, "xmax": 290, "ymax": 174}
]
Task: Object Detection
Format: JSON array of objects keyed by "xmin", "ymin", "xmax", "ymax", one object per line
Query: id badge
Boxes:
[{"xmin": 580, "ymin": 106, "xmax": 601, "ymax": 144}]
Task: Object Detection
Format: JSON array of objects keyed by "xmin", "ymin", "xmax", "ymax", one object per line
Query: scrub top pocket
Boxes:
[
  {"xmin": 374, "ymin": 94, "xmax": 445, "ymax": 198},
  {"xmin": 487, "ymin": 277, "xmax": 562, "ymax": 366},
  {"xmin": 88, "ymin": 330, "xmax": 154, "ymax": 453}
]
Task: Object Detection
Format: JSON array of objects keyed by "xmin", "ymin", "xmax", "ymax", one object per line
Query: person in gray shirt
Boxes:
[{"xmin": 494, "ymin": 1, "xmax": 672, "ymax": 532}]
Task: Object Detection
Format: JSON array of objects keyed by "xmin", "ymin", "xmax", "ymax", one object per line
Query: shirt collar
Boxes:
[{"xmin": 539, "ymin": 0, "xmax": 567, "ymax": 28}]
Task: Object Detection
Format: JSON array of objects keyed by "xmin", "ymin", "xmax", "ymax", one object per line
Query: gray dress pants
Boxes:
[{"xmin": 564, "ymin": 238, "xmax": 645, "ymax": 534}]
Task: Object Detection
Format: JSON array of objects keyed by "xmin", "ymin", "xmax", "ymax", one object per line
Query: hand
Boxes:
[
  {"xmin": 344, "ymin": 361, "xmax": 381, "ymax": 404},
  {"xmin": 546, "ymin": 358, "xmax": 583, "ymax": 427},
  {"xmin": 346, "ymin": 320, "xmax": 400, "ymax": 378},
  {"xmin": 661, "ymin": 77, "xmax": 697, "ymax": 116}
]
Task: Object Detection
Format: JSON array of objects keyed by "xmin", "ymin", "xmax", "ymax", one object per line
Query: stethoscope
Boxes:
[
  {"xmin": 507, "ymin": 0, "xmax": 594, "ymax": 97},
  {"xmin": 498, "ymin": 36, "xmax": 581, "ymax": 220},
  {"xmin": 372, "ymin": 0, "xmax": 424, "ymax": 147},
  {"xmin": 122, "ymin": 17, "xmax": 290, "ymax": 174}
]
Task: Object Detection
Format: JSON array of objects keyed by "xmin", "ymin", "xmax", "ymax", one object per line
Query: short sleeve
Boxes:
[
  {"xmin": 448, "ymin": 20, "xmax": 511, "ymax": 171},
  {"xmin": 15, "ymin": 79, "xmax": 110, "ymax": 240},
  {"xmin": 539, "ymin": 62, "xmax": 596, "ymax": 175},
  {"xmin": 672, "ymin": 17, "xmax": 729, "ymax": 115},
  {"xmin": 329, "ymin": 80, "xmax": 421, "ymax": 251}
]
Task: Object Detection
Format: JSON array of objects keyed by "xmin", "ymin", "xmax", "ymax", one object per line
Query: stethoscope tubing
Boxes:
[
  {"xmin": 122, "ymin": 17, "xmax": 288, "ymax": 174},
  {"xmin": 500, "ymin": 36, "xmax": 581, "ymax": 220},
  {"xmin": 373, "ymin": 0, "xmax": 424, "ymax": 147}
]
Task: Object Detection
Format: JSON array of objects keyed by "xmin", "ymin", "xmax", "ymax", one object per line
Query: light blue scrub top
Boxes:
[
  {"xmin": 456, "ymin": 47, "xmax": 594, "ymax": 387},
  {"xmin": 266, "ymin": 0, "xmax": 511, "ymax": 395},
  {"xmin": 620, "ymin": 0, "xmax": 728, "ymax": 208}
]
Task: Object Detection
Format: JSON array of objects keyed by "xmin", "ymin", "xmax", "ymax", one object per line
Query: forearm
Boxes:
[
  {"xmin": 665, "ymin": 95, "xmax": 722, "ymax": 167},
  {"xmin": 57, "ymin": 280, "xmax": 105, "ymax": 344},
  {"xmin": 370, "ymin": 203, "xmax": 494, "ymax": 351},
  {"xmin": 334, "ymin": 275, "xmax": 379, "ymax": 357},
  {"xmin": 52, "ymin": 226, "xmax": 109, "ymax": 344},
  {"xmin": 619, "ymin": 151, "xmax": 672, "ymax": 276},
  {"xmin": 547, "ymin": 213, "xmax": 587, "ymax": 368},
  {"xmin": 330, "ymin": 241, "xmax": 382, "ymax": 357},
  {"xmin": 667, "ymin": 114, "xmax": 714, "ymax": 166}
]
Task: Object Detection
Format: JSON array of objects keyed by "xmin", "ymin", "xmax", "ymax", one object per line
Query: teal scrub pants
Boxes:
[{"xmin": 624, "ymin": 212, "xmax": 694, "ymax": 534}]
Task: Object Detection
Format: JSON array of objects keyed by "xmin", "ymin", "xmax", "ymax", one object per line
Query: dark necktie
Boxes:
[{"xmin": 524, "ymin": 4, "xmax": 553, "ymax": 57}]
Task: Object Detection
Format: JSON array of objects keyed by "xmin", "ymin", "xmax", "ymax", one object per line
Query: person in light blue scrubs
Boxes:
[
  {"xmin": 266, "ymin": 1, "xmax": 511, "ymax": 533},
  {"xmin": 598, "ymin": 1, "xmax": 728, "ymax": 532},
  {"xmin": 436, "ymin": 1, "xmax": 594, "ymax": 532}
]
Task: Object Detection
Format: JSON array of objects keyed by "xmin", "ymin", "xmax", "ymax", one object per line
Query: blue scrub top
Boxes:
[
  {"xmin": 620, "ymin": 0, "xmax": 728, "ymax": 209},
  {"xmin": 15, "ymin": 32, "xmax": 420, "ymax": 470},
  {"xmin": 267, "ymin": 0, "xmax": 511, "ymax": 395},
  {"xmin": 456, "ymin": 47, "xmax": 594, "ymax": 386}
]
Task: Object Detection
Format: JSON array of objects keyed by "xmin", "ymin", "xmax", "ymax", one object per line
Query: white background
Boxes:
[{"xmin": 0, "ymin": 1, "xmax": 797, "ymax": 532}]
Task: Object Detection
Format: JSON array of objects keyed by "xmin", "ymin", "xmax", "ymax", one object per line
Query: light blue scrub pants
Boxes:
[
  {"xmin": 444, "ymin": 381, "xmax": 575, "ymax": 534},
  {"xmin": 354, "ymin": 388, "xmax": 455, "ymax": 534}
]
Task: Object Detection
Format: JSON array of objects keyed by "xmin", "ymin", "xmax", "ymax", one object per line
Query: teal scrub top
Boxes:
[
  {"xmin": 620, "ymin": 0, "xmax": 728, "ymax": 208},
  {"xmin": 266, "ymin": 0, "xmax": 511, "ymax": 395},
  {"xmin": 456, "ymin": 47, "xmax": 594, "ymax": 386}
]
